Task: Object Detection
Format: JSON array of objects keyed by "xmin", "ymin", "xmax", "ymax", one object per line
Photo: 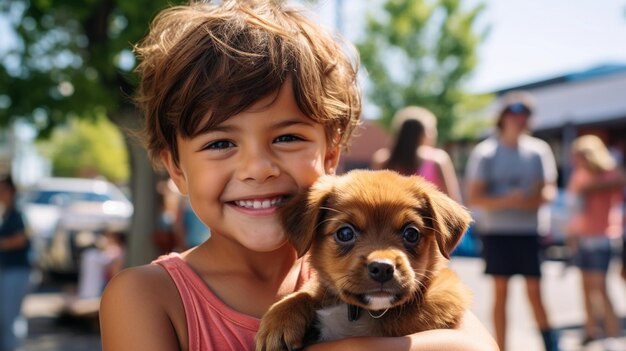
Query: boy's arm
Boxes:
[
  {"xmin": 100, "ymin": 265, "xmax": 183, "ymax": 351},
  {"xmin": 304, "ymin": 310, "xmax": 498, "ymax": 351}
]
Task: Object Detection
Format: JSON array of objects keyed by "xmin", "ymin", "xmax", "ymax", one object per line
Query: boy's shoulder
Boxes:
[
  {"xmin": 100, "ymin": 263, "xmax": 188, "ymax": 350},
  {"xmin": 111, "ymin": 263, "xmax": 171, "ymax": 285},
  {"xmin": 102, "ymin": 263, "xmax": 180, "ymax": 312}
]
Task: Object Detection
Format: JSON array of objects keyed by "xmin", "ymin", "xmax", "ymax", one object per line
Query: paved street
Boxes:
[
  {"xmin": 450, "ymin": 257, "xmax": 626, "ymax": 351},
  {"xmin": 19, "ymin": 292, "xmax": 102, "ymax": 351},
  {"xmin": 16, "ymin": 257, "xmax": 626, "ymax": 351}
]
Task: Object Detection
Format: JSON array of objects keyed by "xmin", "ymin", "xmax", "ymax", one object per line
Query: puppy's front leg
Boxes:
[{"xmin": 256, "ymin": 290, "xmax": 317, "ymax": 351}]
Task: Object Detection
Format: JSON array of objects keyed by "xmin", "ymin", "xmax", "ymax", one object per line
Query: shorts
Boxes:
[
  {"xmin": 480, "ymin": 234, "xmax": 543, "ymax": 277},
  {"xmin": 571, "ymin": 236, "xmax": 612, "ymax": 272}
]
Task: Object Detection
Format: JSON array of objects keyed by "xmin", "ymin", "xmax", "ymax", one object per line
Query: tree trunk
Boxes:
[{"xmin": 111, "ymin": 108, "xmax": 159, "ymax": 267}]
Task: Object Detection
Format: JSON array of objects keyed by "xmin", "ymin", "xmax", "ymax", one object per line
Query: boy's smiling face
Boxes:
[{"xmin": 163, "ymin": 80, "xmax": 340, "ymax": 253}]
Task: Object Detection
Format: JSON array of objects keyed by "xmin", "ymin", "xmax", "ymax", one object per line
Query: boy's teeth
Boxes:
[{"xmin": 235, "ymin": 198, "xmax": 281, "ymax": 209}]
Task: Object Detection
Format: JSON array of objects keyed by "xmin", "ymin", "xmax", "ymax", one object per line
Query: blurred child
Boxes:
[{"xmin": 77, "ymin": 230, "xmax": 126, "ymax": 300}]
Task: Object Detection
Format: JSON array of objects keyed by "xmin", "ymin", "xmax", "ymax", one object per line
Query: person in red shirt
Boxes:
[{"xmin": 566, "ymin": 134, "xmax": 625, "ymax": 349}]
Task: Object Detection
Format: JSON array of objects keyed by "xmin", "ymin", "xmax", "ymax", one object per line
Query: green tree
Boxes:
[
  {"xmin": 0, "ymin": 0, "xmax": 186, "ymax": 265},
  {"xmin": 38, "ymin": 115, "xmax": 129, "ymax": 182},
  {"xmin": 357, "ymin": 0, "xmax": 488, "ymax": 142}
]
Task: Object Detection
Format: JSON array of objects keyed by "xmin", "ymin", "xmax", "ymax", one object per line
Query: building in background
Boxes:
[
  {"xmin": 337, "ymin": 119, "xmax": 391, "ymax": 173},
  {"xmin": 488, "ymin": 64, "xmax": 626, "ymax": 186}
]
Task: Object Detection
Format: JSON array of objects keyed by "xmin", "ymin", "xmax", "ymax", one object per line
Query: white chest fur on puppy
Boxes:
[{"xmin": 255, "ymin": 170, "xmax": 473, "ymax": 351}]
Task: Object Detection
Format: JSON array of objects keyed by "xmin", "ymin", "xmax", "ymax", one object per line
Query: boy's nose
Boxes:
[{"xmin": 237, "ymin": 147, "xmax": 280, "ymax": 182}]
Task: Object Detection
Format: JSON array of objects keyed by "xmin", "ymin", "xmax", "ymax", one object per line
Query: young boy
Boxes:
[{"xmin": 100, "ymin": 1, "xmax": 497, "ymax": 350}]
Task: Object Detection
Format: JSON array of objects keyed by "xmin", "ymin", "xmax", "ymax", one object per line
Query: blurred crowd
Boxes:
[{"xmin": 369, "ymin": 90, "xmax": 626, "ymax": 351}]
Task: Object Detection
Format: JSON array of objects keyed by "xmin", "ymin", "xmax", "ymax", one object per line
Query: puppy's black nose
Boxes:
[{"xmin": 367, "ymin": 261, "xmax": 394, "ymax": 283}]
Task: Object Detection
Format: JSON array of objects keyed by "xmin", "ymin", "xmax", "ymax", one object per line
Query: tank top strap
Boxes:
[{"xmin": 153, "ymin": 253, "xmax": 259, "ymax": 351}]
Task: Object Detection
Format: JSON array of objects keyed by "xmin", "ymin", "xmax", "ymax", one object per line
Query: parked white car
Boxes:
[{"xmin": 20, "ymin": 177, "xmax": 133, "ymax": 280}]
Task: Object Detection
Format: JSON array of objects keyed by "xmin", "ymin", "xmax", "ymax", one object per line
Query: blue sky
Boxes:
[
  {"xmin": 465, "ymin": 0, "xmax": 626, "ymax": 92},
  {"xmin": 311, "ymin": 0, "xmax": 626, "ymax": 93}
]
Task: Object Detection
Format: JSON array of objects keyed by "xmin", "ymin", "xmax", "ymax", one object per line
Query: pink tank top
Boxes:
[
  {"xmin": 417, "ymin": 159, "xmax": 444, "ymax": 190},
  {"xmin": 154, "ymin": 253, "xmax": 311, "ymax": 351}
]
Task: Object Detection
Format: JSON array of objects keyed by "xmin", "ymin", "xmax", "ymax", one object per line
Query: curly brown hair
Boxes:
[{"xmin": 134, "ymin": 0, "xmax": 361, "ymax": 166}]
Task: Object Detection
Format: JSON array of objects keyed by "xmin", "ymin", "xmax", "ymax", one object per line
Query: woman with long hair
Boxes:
[{"xmin": 371, "ymin": 106, "xmax": 462, "ymax": 203}]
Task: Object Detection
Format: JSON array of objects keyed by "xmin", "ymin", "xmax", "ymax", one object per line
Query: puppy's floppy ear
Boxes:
[
  {"xmin": 422, "ymin": 186, "xmax": 472, "ymax": 259},
  {"xmin": 281, "ymin": 175, "xmax": 336, "ymax": 258}
]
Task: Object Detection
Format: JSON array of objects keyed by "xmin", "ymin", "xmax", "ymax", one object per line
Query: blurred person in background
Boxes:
[
  {"xmin": 0, "ymin": 175, "xmax": 32, "ymax": 351},
  {"xmin": 170, "ymin": 178, "xmax": 211, "ymax": 250},
  {"xmin": 153, "ymin": 179, "xmax": 181, "ymax": 255},
  {"xmin": 622, "ymin": 232, "xmax": 626, "ymax": 282},
  {"xmin": 371, "ymin": 106, "xmax": 462, "ymax": 203},
  {"xmin": 175, "ymin": 197, "xmax": 211, "ymax": 249},
  {"xmin": 565, "ymin": 134, "xmax": 625, "ymax": 349},
  {"xmin": 465, "ymin": 91, "xmax": 560, "ymax": 351},
  {"xmin": 76, "ymin": 230, "xmax": 127, "ymax": 301},
  {"xmin": 154, "ymin": 178, "xmax": 211, "ymax": 253}
]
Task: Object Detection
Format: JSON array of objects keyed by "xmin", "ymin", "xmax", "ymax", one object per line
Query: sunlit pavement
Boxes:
[
  {"xmin": 16, "ymin": 257, "xmax": 626, "ymax": 351},
  {"xmin": 450, "ymin": 256, "xmax": 626, "ymax": 351},
  {"xmin": 19, "ymin": 291, "xmax": 102, "ymax": 351}
]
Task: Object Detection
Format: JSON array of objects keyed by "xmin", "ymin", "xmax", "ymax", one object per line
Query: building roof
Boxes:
[
  {"xmin": 497, "ymin": 64, "xmax": 626, "ymax": 95},
  {"xmin": 487, "ymin": 63, "xmax": 626, "ymax": 132}
]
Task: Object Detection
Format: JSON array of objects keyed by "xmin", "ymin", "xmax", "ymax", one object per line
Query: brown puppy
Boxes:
[{"xmin": 256, "ymin": 170, "xmax": 473, "ymax": 351}]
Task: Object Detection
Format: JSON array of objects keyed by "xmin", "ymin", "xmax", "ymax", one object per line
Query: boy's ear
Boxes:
[
  {"xmin": 421, "ymin": 184, "xmax": 471, "ymax": 259},
  {"xmin": 160, "ymin": 150, "xmax": 188, "ymax": 195},
  {"xmin": 281, "ymin": 175, "xmax": 336, "ymax": 258},
  {"xmin": 324, "ymin": 145, "xmax": 341, "ymax": 174}
]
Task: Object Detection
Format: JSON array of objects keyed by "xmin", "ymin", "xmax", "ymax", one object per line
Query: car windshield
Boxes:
[{"xmin": 26, "ymin": 190, "xmax": 116, "ymax": 206}]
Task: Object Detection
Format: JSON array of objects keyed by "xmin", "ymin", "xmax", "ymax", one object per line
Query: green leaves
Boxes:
[
  {"xmin": 356, "ymin": 0, "xmax": 487, "ymax": 142},
  {"xmin": 37, "ymin": 113, "xmax": 129, "ymax": 182},
  {"xmin": 0, "ymin": 0, "xmax": 181, "ymax": 134}
]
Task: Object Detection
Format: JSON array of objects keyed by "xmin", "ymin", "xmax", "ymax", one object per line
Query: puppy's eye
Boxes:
[
  {"xmin": 334, "ymin": 225, "xmax": 357, "ymax": 243},
  {"xmin": 402, "ymin": 225, "xmax": 421, "ymax": 244}
]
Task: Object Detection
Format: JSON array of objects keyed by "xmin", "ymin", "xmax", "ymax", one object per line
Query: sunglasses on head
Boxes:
[{"xmin": 505, "ymin": 102, "xmax": 530, "ymax": 115}]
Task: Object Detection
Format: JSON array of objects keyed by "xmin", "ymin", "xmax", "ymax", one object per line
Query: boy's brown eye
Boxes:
[
  {"xmin": 206, "ymin": 140, "xmax": 234, "ymax": 150},
  {"xmin": 274, "ymin": 134, "xmax": 301, "ymax": 143}
]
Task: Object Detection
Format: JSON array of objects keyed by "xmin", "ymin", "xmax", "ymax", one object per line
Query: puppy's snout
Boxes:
[{"xmin": 367, "ymin": 261, "xmax": 394, "ymax": 283}]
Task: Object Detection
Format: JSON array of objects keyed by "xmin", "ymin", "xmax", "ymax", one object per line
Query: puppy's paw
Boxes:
[{"xmin": 255, "ymin": 292, "xmax": 316, "ymax": 351}]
